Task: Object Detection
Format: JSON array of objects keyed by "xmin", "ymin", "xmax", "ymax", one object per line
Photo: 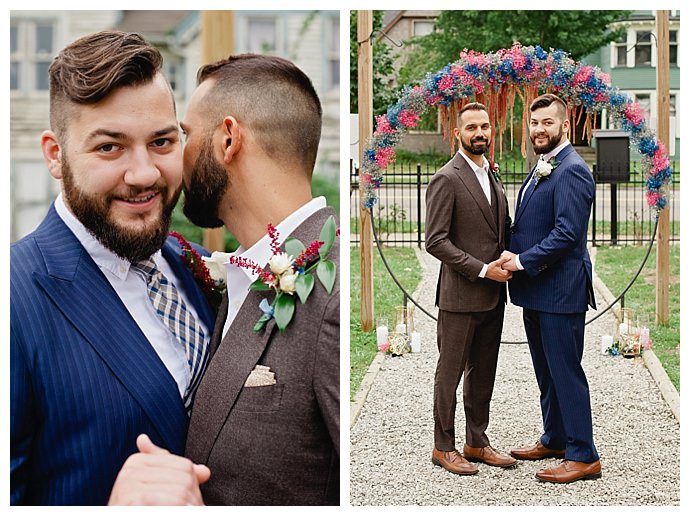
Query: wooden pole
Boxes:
[
  {"xmin": 200, "ymin": 11, "xmax": 235, "ymax": 252},
  {"xmin": 358, "ymin": 11, "xmax": 375, "ymax": 331},
  {"xmin": 655, "ymin": 10, "xmax": 670, "ymax": 325}
]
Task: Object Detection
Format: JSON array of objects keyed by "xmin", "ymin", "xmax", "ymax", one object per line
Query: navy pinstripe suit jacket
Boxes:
[
  {"xmin": 508, "ymin": 144, "xmax": 596, "ymax": 313},
  {"xmin": 10, "ymin": 205, "xmax": 215, "ymax": 505}
]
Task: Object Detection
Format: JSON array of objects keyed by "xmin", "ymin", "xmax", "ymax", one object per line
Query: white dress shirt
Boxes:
[
  {"xmin": 515, "ymin": 139, "xmax": 571, "ymax": 270},
  {"xmin": 457, "ymin": 151, "xmax": 492, "ymax": 278},
  {"xmin": 221, "ymin": 196, "xmax": 327, "ymax": 339},
  {"xmin": 55, "ymin": 194, "xmax": 208, "ymax": 397},
  {"xmin": 458, "ymin": 150, "xmax": 492, "ymax": 205}
]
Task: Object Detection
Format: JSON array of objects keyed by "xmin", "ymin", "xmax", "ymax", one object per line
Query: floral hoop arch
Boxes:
[{"xmin": 360, "ymin": 43, "xmax": 672, "ymax": 215}]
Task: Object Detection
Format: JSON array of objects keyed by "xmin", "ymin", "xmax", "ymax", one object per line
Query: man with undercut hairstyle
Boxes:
[
  {"xmin": 502, "ymin": 93, "xmax": 600, "ymax": 484},
  {"xmin": 113, "ymin": 54, "xmax": 340, "ymax": 505},
  {"xmin": 10, "ymin": 30, "xmax": 213, "ymax": 505}
]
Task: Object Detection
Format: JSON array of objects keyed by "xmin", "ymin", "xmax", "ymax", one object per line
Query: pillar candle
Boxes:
[{"xmin": 410, "ymin": 332, "xmax": 421, "ymax": 353}]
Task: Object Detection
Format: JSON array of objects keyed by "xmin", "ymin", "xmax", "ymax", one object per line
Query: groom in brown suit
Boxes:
[
  {"xmin": 109, "ymin": 54, "xmax": 338, "ymax": 505},
  {"xmin": 425, "ymin": 102, "xmax": 515, "ymax": 475}
]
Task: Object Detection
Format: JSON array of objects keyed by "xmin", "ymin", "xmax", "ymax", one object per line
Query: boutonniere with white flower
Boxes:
[
  {"xmin": 490, "ymin": 161, "xmax": 502, "ymax": 183},
  {"xmin": 228, "ymin": 215, "xmax": 338, "ymax": 333},
  {"xmin": 534, "ymin": 157, "xmax": 560, "ymax": 183},
  {"xmin": 169, "ymin": 231, "xmax": 227, "ymax": 312}
]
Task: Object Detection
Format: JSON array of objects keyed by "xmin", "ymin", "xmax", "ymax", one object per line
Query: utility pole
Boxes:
[
  {"xmin": 200, "ymin": 11, "xmax": 235, "ymax": 252},
  {"xmin": 655, "ymin": 10, "xmax": 670, "ymax": 325},
  {"xmin": 358, "ymin": 10, "xmax": 374, "ymax": 331}
]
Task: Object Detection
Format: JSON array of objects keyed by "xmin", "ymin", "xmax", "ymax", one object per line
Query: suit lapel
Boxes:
[
  {"xmin": 453, "ymin": 154, "xmax": 498, "ymax": 236},
  {"xmin": 162, "ymin": 240, "xmax": 215, "ymax": 332},
  {"xmin": 488, "ymin": 170, "xmax": 507, "ymax": 246},
  {"xmin": 33, "ymin": 207, "xmax": 187, "ymax": 450},
  {"xmin": 186, "ymin": 206, "xmax": 337, "ymax": 462},
  {"xmin": 186, "ymin": 291, "xmax": 276, "ymax": 463}
]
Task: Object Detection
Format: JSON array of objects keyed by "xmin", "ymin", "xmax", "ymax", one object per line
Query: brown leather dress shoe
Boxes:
[
  {"xmin": 432, "ymin": 448, "xmax": 479, "ymax": 475},
  {"xmin": 463, "ymin": 444, "xmax": 517, "ymax": 468},
  {"xmin": 536, "ymin": 459, "xmax": 602, "ymax": 483},
  {"xmin": 510, "ymin": 441, "xmax": 566, "ymax": 460}
]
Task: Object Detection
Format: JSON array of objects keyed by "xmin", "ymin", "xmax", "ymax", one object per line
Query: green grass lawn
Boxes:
[
  {"xmin": 350, "ymin": 247, "xmax": 423, "ymax": 400},
  {"xmin": 594, "ymin": 244, "xmax": 680, "ymax": 391}
]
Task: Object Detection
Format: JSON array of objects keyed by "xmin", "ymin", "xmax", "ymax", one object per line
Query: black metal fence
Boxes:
[{"xmin": 350, "ymin": 159, "xmax": 680, "ymax": 248}]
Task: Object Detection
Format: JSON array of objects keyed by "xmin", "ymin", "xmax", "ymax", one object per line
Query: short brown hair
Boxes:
[
  {"xmin": 196, "ymin": 54, "xmax": 322, "ymax": 175},
  {"xmin": 530, "ymin": 93, "xmax": 567, "ymax": 119},
  {"xmin": 48, "ymin": 30, "xmax": 164, "ymax": 141},
  {"xmin": 457, "ymin": 102, "xmax": 488, "ymax": 125}
]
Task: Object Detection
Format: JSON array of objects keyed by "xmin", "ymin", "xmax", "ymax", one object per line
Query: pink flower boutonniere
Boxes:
[
  {"xmin": 229, "ymin": 215, "xmax": 338, "ymax": 333},
  {"xmin": 169, "ymin": 231, "xmax": 226, "ymax": 311}
]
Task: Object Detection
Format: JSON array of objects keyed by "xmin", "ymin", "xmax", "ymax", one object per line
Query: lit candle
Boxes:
[
  {"xmin": 376, "ymin": 325, "xmax": 388, "ymax": 346},
  {"xmin": 601, "ymin": 335, "xmax": 613, "ymax": 354},
  {"xmin": 395, "ymin": 323, "xmax": 407, "ymax": 335},
  {"xmin": 410, "ymin": 332, "xmax": 421, "ymax": 353}
]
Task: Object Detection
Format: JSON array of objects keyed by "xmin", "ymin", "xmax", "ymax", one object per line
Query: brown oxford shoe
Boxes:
[
  {"xmin": 536, "ymin": 459, "xmax": 602, "ymax": 483},
  {"xmin": 463, "ymin": 444, "xmax": 517, "ymax": 468},
  {"xmin": 432, "ymin": 448, "xmax": 479, "ymax": 476},
  {"xmin": 510, "ymin": 441, "xmax": 566, "ymax": 460}
]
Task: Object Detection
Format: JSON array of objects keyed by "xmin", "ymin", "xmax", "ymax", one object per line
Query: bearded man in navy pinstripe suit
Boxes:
[
  {"xmin": 10, "ymin": 31, "xmax": 213, "ymax": 505},
  {"xmin": 501, "ymin": 94, "xmax": 601, "ymax": 484}
]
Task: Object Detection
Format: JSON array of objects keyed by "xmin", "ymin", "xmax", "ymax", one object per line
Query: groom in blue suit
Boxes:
[
  {"xmin": 501, "ymin": 94, "xmax": 601, "ymax": 483},
  {"xmin": 10, "ymin": 31, "xmax": 214, "ymax": 505}
]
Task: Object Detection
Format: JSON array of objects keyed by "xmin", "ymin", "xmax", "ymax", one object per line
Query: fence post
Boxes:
[
  {"xmin": 417, "ymin": 163, "xmax": 422, "ymax": 248},
  {"xmin": 610, "ymin": 183, "xmax": 618, "ymax": 245},
  {"xmin": 592, "ymin": 165, "xmax": 597, "ymax": 247}
]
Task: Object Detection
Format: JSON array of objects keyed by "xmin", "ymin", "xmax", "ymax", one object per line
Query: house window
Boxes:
[
  {"xmin": 669, "ymin": 30, "xmax": 678, "ymax": 66},
  {"xmin": 10, "ymin": 18, "xmax": 56, "ymax": 94},
  {"xmin": 413, "ymin": 20, "xmax": 434, "ymax": 37},
  {"xmin": 670, "ymin": 93, "xmax": 679, "ymax": 136},
  {"xmin": 634, "ymin": 32, "xmax": 652, "ymax": 67},
  {"xmin": 247, "ymin": 18, "xmax": 277, "ymax": 54},
  {"xmin": 327, "ymin": 16, "xmax": 339, "ymax": 90},
  {"xmin": 613, "ymin": 32, "xmax": 627, "ymax": 68}
]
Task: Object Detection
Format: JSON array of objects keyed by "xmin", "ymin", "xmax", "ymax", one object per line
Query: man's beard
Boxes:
[
  {"xmin": 182, "ymin": 138, "xmax": 228, "ymax": 229},
  {"xmin": 531, "ymin": 126, "xmax": 564, "ymax": 155},
  {"xmin": 62, "ymin": 159, "xmax": 179, "ymax": 263},
  {"xmin": 461, "ymin": 135, "xmax": 490, "ymax": 156}
]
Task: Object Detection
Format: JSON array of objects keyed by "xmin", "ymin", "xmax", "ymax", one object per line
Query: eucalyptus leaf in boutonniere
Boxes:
[
  {"xmin": 534, "ymin": 156, "xmax": 560, "ymax": 183},
  {"xmin": 228, "ymin": 215, "xmax": 338, "ymax": 333}
]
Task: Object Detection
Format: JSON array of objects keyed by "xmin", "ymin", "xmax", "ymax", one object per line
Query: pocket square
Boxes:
[{"xmin": 244, "ymin": 365, "xmax": 277, "ymax": 387}]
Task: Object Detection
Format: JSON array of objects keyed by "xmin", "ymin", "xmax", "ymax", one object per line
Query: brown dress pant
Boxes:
[{"xmin": 434, "ymin": 302, "xmax": 504, "ymax": 451}]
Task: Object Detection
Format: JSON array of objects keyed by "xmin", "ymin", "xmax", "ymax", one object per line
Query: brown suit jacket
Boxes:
[
  {"xmin": 425, "ymin": 153, "xmax": 511, "ymax": 312},
  {"xmin": 185, "ymin": 207, "xmax": 339, "ymax": 505}
]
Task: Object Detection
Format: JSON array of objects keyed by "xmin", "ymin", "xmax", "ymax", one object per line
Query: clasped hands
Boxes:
[
  {"xmin": 108, "ymin": 434, "xmax": 210, "ymax": 506},
  {"xmin": 485, "ymin": 251, "xmax": 519, "ymax": 283}
]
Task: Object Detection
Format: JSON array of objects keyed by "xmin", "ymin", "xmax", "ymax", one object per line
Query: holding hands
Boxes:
[
  {"xmin": 499, "ymin": 250, "xmax": 519, "ymax": 272},
  {"xmin": 108, "ymin": 434, "xmax": 210, "ymax": 506},
  {"xmin": 486, "ymin": 255, "xmax": 512, "ymax": 282}
]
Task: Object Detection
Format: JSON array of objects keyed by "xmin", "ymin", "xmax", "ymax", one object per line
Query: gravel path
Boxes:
[{"xmin": 349, "ymin": 249, "xmax": 680, "ymax": 506}]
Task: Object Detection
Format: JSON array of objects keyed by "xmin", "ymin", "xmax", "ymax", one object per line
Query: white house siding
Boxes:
[{"xmin": 10, "ymin": 11, "xmax": 118, "ymax": 241}]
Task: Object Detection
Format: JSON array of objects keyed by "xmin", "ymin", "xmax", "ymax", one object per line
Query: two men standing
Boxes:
[{"xmin": 426, "ymin": 94, "xmax": 600, "ymax": 484}]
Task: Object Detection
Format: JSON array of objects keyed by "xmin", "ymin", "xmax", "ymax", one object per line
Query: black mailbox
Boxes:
[{"xmin": 593, "ymin": 130, "xmax": 630, "ymax": 183}]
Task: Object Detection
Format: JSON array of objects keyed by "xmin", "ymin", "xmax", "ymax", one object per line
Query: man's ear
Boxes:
[
  {"xmin": 221, "ymin": 116, "xmax": 242, "ymax": 164},
  {"xmin": 453, "ymin": 127, "xmax": 461, "ymax": 140},
  {"xmin": 41, "ymin": 131, "xmax": 63, "ymax": 180}
]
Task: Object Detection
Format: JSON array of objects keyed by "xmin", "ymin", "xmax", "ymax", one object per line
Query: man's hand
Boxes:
[
  {"xmin": 485, "ymin": 256, "xmax": 512, "ymax": 282},
  {"xmin": 108, "ymin": 434, "xmax": 211, "ymax": 506},
  {"xmin": 500, "ymin": 250, "xmax": 519, "ymax": 272}
]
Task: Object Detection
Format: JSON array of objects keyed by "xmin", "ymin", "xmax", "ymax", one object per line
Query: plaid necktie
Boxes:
[{"xmin": 134, "ymin": 258, "xmax": 209, "ymax": 410}]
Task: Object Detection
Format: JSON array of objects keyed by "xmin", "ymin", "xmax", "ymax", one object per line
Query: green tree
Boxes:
[
  {"xmin": 350, "ymin": 10, "xmax": 397, "ymax": 116},
  {"xmin": 399, "ymin": 10, "xmax": 631, "ymax": 85}
]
